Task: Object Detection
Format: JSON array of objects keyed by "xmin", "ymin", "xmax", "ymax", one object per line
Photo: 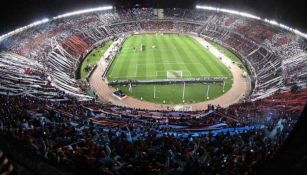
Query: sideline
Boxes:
[{"xmin": 89, "ymin": 34, "xmax": 250, "ymax": 111}]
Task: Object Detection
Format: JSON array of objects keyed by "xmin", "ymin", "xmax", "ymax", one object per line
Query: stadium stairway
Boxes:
[{"xmin": 0, "ymin": 150, "xmax": 14, "ymax": 175}]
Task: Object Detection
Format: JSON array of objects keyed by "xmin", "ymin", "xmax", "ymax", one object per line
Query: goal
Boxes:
[{"xmin": 167, "ymin": 70, "xmax": 183, "ymax": 79}]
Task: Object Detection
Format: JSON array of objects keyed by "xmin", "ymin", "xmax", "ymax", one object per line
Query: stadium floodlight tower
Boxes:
[
  {"xmin": 53, "ymin": 6, "xmax": 113, "ymax": 19},
  {"xmin": 0, "ymin": 18, "xmax": 49, "ymax": 42},
  {"xmin": 0, "ymin": 5, "xmax": 113, "ymax": 42}
]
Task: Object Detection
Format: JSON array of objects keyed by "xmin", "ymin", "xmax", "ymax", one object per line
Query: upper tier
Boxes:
[{"xmin": 0, "ymin": 8, "xmax": 306, "ymax": 101}]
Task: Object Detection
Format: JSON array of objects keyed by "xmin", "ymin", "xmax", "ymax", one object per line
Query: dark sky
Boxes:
[{"xmin": 0, "ymin": 0, "xmax": 306, "ymax": 35}]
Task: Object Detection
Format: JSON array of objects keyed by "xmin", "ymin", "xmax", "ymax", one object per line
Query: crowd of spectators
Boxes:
[
  {"xmin": 0, "ymin": 90, "xmax": 305, "ymax": 174},
  {"xmin": 0, "ymin": 8, "xmax": 307, "ymax": 174},
  {"xmin": 0, "ymin": 8, "xmax": 306, "ymax": 101}
]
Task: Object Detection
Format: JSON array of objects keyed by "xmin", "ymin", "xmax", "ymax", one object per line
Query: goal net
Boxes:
[{"xmin": 167, "ymin": 70, "xmax": 183, "ymax": 79}]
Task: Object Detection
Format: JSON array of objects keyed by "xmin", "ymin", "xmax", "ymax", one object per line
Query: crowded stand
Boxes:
[
  {"xmin": 0, "ymin": 90, "xmax": 305, "ymax": 174},
  {"xmin": 1, "ymin": 8, "xmax": 306, "ymax": 100},
  {"xmin": 0, "ymin": 7, "xmax": 306, "ymax": 174}
]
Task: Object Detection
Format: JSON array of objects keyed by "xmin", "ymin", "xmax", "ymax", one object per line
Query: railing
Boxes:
[{"xmin": 108, "ymin": 76, "xmax": 228, "ymax": 85}]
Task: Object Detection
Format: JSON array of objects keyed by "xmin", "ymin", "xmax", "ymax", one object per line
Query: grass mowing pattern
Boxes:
[
  {"xmin": 108, "ymin": 34, "xmax": 231, "ymax": 80},
  {"xmin": 80, "ymin": 40, "xmax": 113, "ymax": 80},
  {"xmin": 107, "ymin": 34, "xmax": 234, "ymax": 104}
]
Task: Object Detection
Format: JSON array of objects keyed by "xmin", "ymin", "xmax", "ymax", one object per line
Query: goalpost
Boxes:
[
  {"xmin": 167, "ymin": 70, "xmax": 183, "ymax": 79},
  {"xmin": 140, "ymin": 43, "xmax": 143, "ymax": 52}
]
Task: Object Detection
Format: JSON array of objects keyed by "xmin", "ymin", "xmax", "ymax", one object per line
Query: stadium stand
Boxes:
[{"xmin": 0, "ymin": 8, "xmax": 306, "ymax": 174}]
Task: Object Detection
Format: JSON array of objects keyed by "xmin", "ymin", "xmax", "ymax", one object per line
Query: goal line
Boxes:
[{"xmin": 167, "ymin": 70, "xmax": 183, "ymax": 79}]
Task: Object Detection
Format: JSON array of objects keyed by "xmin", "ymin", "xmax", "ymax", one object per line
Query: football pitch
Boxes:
[
  {"xmin": 80, "ymin": 40, "xmax": 113, "ymax": 80},
  {"xmin": 106, "ymin": 34, "xmax": 235, "ymax": 104}
]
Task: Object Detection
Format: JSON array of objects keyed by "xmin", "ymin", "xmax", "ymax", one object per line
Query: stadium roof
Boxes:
[{"xmin": 1, "ymin": 4, "xmax": 307, "ymax": 42}]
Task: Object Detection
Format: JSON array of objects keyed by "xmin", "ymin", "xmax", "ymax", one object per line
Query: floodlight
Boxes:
[
  {"xmin": 0, "ymin": 6, "xmax": 112, "ymax": 42},
  {"xmin": 53, "ymin": 6, "xmax": 113, "ymax": 19},
  {"xmin": 196, "ymin": 5, "xmax": 307, "ymax": 39}
]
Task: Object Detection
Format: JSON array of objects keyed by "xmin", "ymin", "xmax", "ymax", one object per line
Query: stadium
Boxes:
[{"xmin": 0, "ymin": 0, "xmax": 306, "ymax": 174}]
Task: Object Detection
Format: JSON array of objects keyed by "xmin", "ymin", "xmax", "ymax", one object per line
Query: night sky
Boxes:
[{"xmin": 0, "ymin": 0, "xmax": 306, "ymax": 35}]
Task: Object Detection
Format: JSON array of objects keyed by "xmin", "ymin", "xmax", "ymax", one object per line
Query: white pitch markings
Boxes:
[
  {"xmin": 136, "ymin": 63, "xmax": 202, "ymax": 65},
  {"xmin": 107, "ymin": 58, "xmax": 117, "ymax": 78}
]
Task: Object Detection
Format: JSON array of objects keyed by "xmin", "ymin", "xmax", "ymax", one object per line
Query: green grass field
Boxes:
[
  {"xmin": 80, "ymin": 40, "xmax": 113, "ymax": 79},
  {"xmin": 106, "ymin": 34, "xmax": 235, "ymax": 104},
  {"xmin": 207, "ymin": 40, "xmax": 247, "ymax": 71}
]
